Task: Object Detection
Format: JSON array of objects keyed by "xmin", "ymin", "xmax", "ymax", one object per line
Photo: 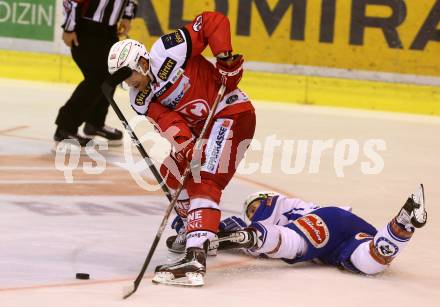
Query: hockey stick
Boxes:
[
  {"xmin": 101, "ymin": 67, "xmax": 173, "ymax": 202},
  {"xmin": 122, "ymin": 79, "xmax": 227, "ymax": 299}
]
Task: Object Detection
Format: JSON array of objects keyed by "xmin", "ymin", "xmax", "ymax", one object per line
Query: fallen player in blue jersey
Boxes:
[{"xmin": 217, "ymin": 184, "xmax": 427, "ymax": 275}]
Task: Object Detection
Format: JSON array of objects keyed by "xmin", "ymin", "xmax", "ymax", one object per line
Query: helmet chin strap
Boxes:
[
  {"xmin": 139, "ymin": 65, "xmax": 148, "ymax": 76},
  {"xmin": 138, "ymin": 65, "xmax": 154, "ymax": 85},
  {"xmin": 137, "ymin": 56, "xmax": 152, "ymax": 78}
]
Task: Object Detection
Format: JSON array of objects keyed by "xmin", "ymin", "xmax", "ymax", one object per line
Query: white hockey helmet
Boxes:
[
  {"xmin": 243, "ymin": 191, "xmax": 278, "ymax": 223},
  {"xmin": 108, "ymin": 39, "xmax": 150, "ymax": 76}
]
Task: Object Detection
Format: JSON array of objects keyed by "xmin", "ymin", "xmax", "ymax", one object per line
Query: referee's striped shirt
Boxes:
[{"xmin": 62, "ymin": 0, "xmax": 138, "ymax": 32}]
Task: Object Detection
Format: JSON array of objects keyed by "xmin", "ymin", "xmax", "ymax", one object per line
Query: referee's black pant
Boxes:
[{"xmin": 55, "ymin": 21, "xmax": 118, "ymax": 133}]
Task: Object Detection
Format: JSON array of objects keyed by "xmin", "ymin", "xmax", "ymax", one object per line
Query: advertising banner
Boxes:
[
  {"xmin": 0, "ymin": 0, "xmax": 56, "ymax": 41},
  {"xmin": 134, "ymin": 0, "xmax": 440, "ymax": 77}
]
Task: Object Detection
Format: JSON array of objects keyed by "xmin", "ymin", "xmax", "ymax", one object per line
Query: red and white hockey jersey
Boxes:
[{"xmin": 129, "ymin": 11, "xmax": 254, "ymax": 145}]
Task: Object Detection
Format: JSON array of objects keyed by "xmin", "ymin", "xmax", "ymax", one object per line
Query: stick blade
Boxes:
[{"xmin": 122, "ymin": 284, "xmax": 136, "ymax": 299}]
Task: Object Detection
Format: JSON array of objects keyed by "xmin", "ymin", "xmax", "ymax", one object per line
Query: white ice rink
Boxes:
[{"xmin": 0, "ymin": 79, "xmax": 439, "ymax": 307}]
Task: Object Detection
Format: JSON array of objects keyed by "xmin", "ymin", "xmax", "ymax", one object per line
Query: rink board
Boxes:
[{"xmin": 0, "ymin": 50, "xmax": 439, "ymax": 115}]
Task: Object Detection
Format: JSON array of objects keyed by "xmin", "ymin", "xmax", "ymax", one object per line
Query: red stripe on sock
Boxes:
[{"xmin": 187, "ymin": 208, "xmax": 221, "ymax": 233}]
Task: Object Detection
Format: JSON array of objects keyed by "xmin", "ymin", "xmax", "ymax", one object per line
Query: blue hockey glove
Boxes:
[
  {"xmin": 171, "ymin": 215, "xmax": 185, "ymax": 234},
  {"xmin": 219, "ymin": 216, "xmax": 247, "ymax": 232}
]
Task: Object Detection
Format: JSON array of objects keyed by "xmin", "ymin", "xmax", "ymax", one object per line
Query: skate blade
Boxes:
[
  {"xmin": 413, "ymin": 184, "xmax": 425, "ymax": 205},
  {"xmin": 152, "ymin": 272, "xmax": 204, "ymax": 287},
  {"xmin": 412, "ymin": 184, "xmax": 427, "ymax": 227}
]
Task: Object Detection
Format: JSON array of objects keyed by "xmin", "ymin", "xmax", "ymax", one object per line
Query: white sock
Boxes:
[
  {"xmin": 372, "ymin": 220, "xmax": 412, "ymax": 262},
  {"xmin": 351, "ymin": 219, "xmax": 413, "ymax": 274},
  {"xmin": 351, "ymin": 241, "xmax": 387, "ymax": 275}
]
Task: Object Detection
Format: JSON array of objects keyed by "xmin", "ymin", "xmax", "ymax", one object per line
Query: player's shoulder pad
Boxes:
[
  {"xmin": 129, "ymin": 87, "xmax": 152, "ymax": 115},
  {"xmin": 149, "ymin": 29, "xmax": 191, "ymax": 93},
  {"xmin": 160, "ymin": 30, "xmax": 186, "ymax": 50}
]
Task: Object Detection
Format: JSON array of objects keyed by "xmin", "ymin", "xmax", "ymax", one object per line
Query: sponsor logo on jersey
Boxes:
[
  {"xmin": 176, "ymin": 99, "xmax": 209, "ymax": 126},
  {"xmin": 375, "ymin": 237, "xmax": 399, "ymax": 257},
  {"xmin": 157, "ymin": 57, "xmax": 177, "ymax": 81},
  {"xmin": 161, "ymin": 31, "xmax": 185, "ymax": 49},
  {"xmin": 160, "ymin": 74, "xmax": 191, "ymax": 109},
  {"xmin": 293, "ymin": 214, "xmax": 329, "ymax": 248},
  {"xmin": 355, "ymin": 232, "xmax": 373, "ymax": 240},
  {"xmin": 186, "ymin": 231, "xmax": 209, "ymax": 240},
  {"xmin": 187, "ymin": 210, "xmax": 203, "ymax": 230},
  {"xmin": 225, "ymin": 94, "xmax": 239, "ymax": 105},
  {"xmin": 216, "ymin": 89, "xmax": 249, "ymax": 114},
  {"xmin": 154, "ymin": 82, "xmax": 171, "ymax": 98},
  {"xmin": 175, "ymin": 199, "xmax": 190, "ymax": 218},
  {"xmin": 193, "ymin": 15, "xmax": 203, "ymax": 32},
  {"xmin": 201, "ymin": 119, "xmax": 233, "ymax": 174},
  {"xmin": 117, "ymin": 42, "xmax": 132, "ymax": 67},
  {"xmin": 171, "ymin": 68, "xmax": 184, "ymax": 84},
  {"xmin": 187, "ymin": 208, "xmax": 220, "ymax": 232},
  {"xmin": 135, "ymin": 86, "xmax": 152, "ymax": 106}
]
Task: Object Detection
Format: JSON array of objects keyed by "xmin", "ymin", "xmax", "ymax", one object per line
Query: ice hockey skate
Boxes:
[
  {"xmin": 153, "ymin": 243, "xmax": 208, "ymax": 287},
  {"xmin": 165, "ymin": 215, "xmax": 188, "ymax": 254},
  {"xmin": 83, "ymin": 123, "xmax": 123, "ymax": 146},
  {"xmin": 166, "ymin": 228, "xmax": 187, "ymax": 254},
  {"xmin": 156, "ymin": 227, "xmax": 258, "ymax": 286},
  {"xmin": 52, "ymin": 127, "xmax": 94, "ymax": 155},
  {"xmin": 396, "ymin": 184, "xmax": 427, "ymax": 232}
]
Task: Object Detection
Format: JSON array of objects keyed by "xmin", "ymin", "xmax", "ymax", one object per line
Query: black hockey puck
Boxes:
[{"xmin": 76, "ymin": 273, "xmax": 90, "ymax": 280}]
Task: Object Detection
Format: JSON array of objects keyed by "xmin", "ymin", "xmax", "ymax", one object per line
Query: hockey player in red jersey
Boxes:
[{"xmin": 107, "ymin": 12, "xmax": 255, "ymax": 286}]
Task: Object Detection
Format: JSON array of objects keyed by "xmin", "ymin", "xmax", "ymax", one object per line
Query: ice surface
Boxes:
[{"xmin": 0, "ymin": 79, "xmax": 439, "ymax": 307}]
